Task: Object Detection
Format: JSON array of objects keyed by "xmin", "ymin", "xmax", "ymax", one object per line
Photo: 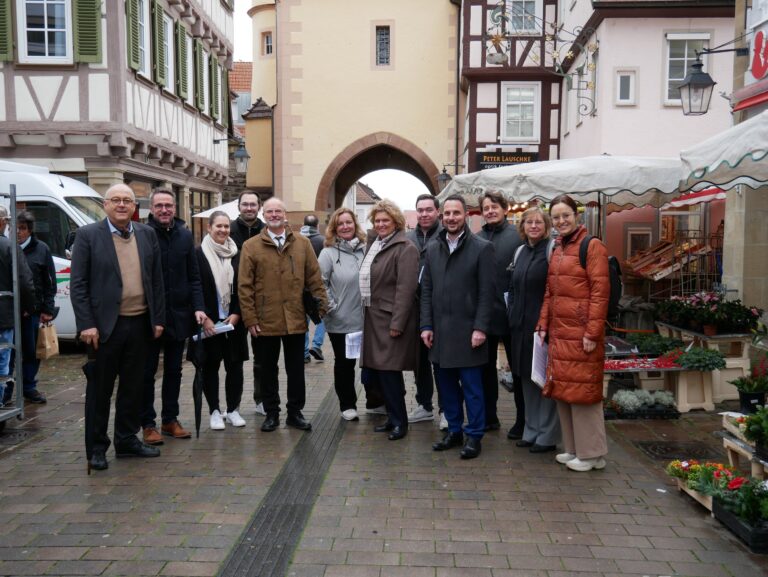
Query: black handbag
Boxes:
[{"xmin": 303, "ymin": 288, "xmax": 322, "ymax": 325}]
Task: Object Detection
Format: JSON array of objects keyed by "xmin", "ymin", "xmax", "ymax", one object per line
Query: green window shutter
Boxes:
[
  {"xmin": 221, "ymin": 68, "xmax": 229, "ymax": 128},
  {"xmin": 175, "ymin": 23, "xmax": 188, "ymax": 99},
  {"xmin": 0, "ymin": 0, "xmax": 11, "ymax": 62},
  {"xmin": 126, "ymin": 0, "xmax": 141, "ymax": 71},
  {"xmin": 194, "ymin": 40, "xmax": 205, "ymax": 111},
  {"xmin": 74, "ymin": 0, "xmax": 102, "ymax": 63},
  {"xmin": 152, "ymin": 0, "xmax": 166, "ymax": 86},
  {"xmin": 210, "ymin": 57, "xmax": 220, "ymax": 120}
]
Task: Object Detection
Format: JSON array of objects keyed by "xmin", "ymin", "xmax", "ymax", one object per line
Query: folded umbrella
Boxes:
[
  {"xmin": 186, "ymin": 328, "xmax": 205, "ymax": 438},
  {"xmin": 82, "ymin": 352, "xmax": 97, "ymax": 475}
]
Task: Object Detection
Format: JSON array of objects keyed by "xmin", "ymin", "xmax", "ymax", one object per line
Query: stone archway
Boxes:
[{"xmin": 315, "ymin": 132, "xmax": 441, "ymax": 212}]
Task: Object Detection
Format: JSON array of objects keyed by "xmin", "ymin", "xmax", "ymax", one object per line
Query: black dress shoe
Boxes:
[
  {"xmin": 460, "ymin": 437, "xmax": 482, "ymax": 460},
  {"xmin": 433, "ymin": 431, "xmax": 464, "ymax": 451},
  {"xmin": 374, "ymin": 422, "xmax": 394, "ymax": 433},
  {"xmin": 115, "ymin": 441, "xmax": 160, "ymax": 458},
  {"xmin": 387, "ymin": 426, "xmax": 407, "ymax": 440},
  {"xmin": 286, "ymin": 413, "xmax": 312, "ymax": 431},
  {"xmin": 506, "ymin": 427, "xmax": 523, "ymax": 440},
  {"xmin": 484, "ymin": 421, "xmax": 501, "ymax": 431},
  {"xmin": 529, "ymin": 444, "xmax": 557, "ymax": 453},
  {"xmin": 89, "ymin": 451, "xmax": 108, "ymax": 471},
  {"xmin": 309, "ymin": 347, "xmax": 324, "ymax": 361},
  {"xmin": 261, "ymin": 414, "xmax": 280, "ymax": 432},
  {"xmin": 515, "ymin": 439, "xmax": 534, "ymax": 448}
]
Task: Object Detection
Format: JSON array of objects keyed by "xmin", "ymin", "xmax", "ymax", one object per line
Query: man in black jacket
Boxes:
[
  {"xmin": 16, "ymin": 211, "xmax": 56, "ymax": 404},
  {"xmin": 141, "ymin": 190, "xmax": 206, "ymax": 445},
  {"xmin": 301, "ymin": 214, "xmax": 325, "ymax": 362},
  {"xmin": 229, "ymin": 191, "xmax": 267, "ymax": 415}
]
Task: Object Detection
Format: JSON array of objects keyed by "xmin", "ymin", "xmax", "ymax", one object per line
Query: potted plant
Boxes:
[
  {"xmin": 712, "ymin": 476, "xmax": 768, "ymax": 553},
  {"xmin": 718, "ymin": 300, "xmax": 763, "ymax": 334},
  {"xmin": 728, "ymin": 354, "xmax": 768, "ymax": 414},
  {"xmin": 625, "ymin": 333, "xmax": 684, "ymax": 356},
  {"xmin": 666, "ymin": 460, "xmax": 734, "ymax": 511},
  {"xmin": 744, "ymin": 406, "xmax": 768, "ymax": 461},
  {"xmin": 664, "ymin": 346, "xmax": 726, "ymax": 371},
  {"xmin": 686, "ymin": 291, "xmax": 723, "ymax": 334},
  {"xmin": 654, "ymin": 297, "xmax": 690, "ymax": 326}
]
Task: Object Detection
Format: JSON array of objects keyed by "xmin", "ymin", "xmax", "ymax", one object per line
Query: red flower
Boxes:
[{"xmin": 727, "ymin": 477, "xmax": 747, "ymax": 490}]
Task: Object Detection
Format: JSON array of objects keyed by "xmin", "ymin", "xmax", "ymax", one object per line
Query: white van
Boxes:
[{"xmin": 0, "ymin": 161, "xmax": 106, "ymax": 340}]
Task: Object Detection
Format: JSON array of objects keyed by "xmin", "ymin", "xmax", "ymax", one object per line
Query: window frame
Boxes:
[
  {"xmin": 371, "ymin": 20, "xmax": 394, "ymax": 70},
  {"xmin": 375, "ymin": 25, "xmax": 390, "ymax": 66},
  {"xmin": 505, "ymin": 0, "xmax": 542, "ymax": 36},
  {"xmin": 500, "ymin": 81, "xmax": 541, "ymax": 144},
  {"xmin": 202, "ymin": 46, "xmax": 210, "ymax": 115},
  {"xmin": 162, "ymin": 11, "xmax": 174, "ymax": 94},
  {"xmin": 664, "ymin": 32, "xmax": 710, "ymax": 106},
  {"xmin": 615, "ymin": 69, "xmax": 637, "ymax": 106},
  {"xmin": 185, "ymin": 33, "xmax": 194, "ymax": 106},
  {"xmin": 137, "ymin": 0, "xmax": 151, "ymax": 77},
  {"xmin": 262, "ymin": 31, "xmax": 272, "ymax": 56},
  {"xmin": 17, "ymin": 0, "xmax": 73, "ymax": 64}
]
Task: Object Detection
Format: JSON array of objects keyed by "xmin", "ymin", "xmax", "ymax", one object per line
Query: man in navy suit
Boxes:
[{"xmin": 70, "ymin": 184, "xmax": 165, "ymax": 471}]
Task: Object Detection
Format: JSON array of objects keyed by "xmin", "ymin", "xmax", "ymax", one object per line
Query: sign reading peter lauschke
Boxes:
[{"xmin": 476, "ymin": 152, "xmax": 538, "ymax": 170}]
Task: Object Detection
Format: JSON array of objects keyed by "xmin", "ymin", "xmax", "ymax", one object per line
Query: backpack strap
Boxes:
[
  {"xmin": 509, "ymin": 244, "xmax": 525, "ymax": 272},
  {"xmin": 579, "ymin": 235, "xmax": 596, "ymax": 269},
  {"xmin": 546, "ymin": 238, "xmax": 555, "ymax": 263}
]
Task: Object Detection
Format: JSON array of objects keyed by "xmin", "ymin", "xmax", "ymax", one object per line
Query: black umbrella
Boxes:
[
  {"xmin": 82, "ymin": 350, "xmax": 97, "ymax": 475},
  {"xmin": 186, "ymin": 328, "xmax": 205, "ymax": 438}
]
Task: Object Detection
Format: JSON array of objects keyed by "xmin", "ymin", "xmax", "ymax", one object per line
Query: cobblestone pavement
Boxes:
[{"xmin": 0, "ymin": 344, "xmax": 766, "ymax": 576}]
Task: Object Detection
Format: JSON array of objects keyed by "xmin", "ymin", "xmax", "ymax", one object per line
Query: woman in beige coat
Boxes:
[{"xmin": 359, "ymin": 200, "xmax": 419, "ymax": 440}]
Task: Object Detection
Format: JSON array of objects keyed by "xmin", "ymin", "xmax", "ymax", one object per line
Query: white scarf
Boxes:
[
  {"xmin": 359, "ymin": 231, "xmax": 395, "ymax": 307},
  {"xmin": 201, "ymin": 234, "xmax": 238, "ymax": 314}
]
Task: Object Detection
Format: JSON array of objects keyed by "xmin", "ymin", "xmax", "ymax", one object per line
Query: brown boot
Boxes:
[
  {"xmin": 161, "ymin": 420, "xmax": 192, "ymax": 439},
  {"xmin": 142, "ymin": 427, "xmax": 164, "ymax": 446}
]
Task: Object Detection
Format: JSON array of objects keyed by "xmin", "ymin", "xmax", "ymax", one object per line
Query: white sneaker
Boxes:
[
  {"xmin": 225, "ymin": 410, "xmax": 246, "ymax": 427},
  {"xmin": 408, "ymin": 404, "xmax": 434, "ymax": 423},
  {"xmin": 341, "ymin": 409, "xmax": 359, "ymax": 421},
  {"xmin": 439, "ymin": 413, "xmax": 448, "ymax": 431},
  {"xmin": 210, "ymin": 410, "xmax": 225, "ymax": 430},
  {"xmin": 366, "ymin": 405, "xmax": 387, "ymax": 415},
  {"xmin": 556, "ymin": 452, "xmax": 577, "ymax": 464},
  {"xmin": 254, "ymin": 402, "xmax": 266, "ymax": 416},
  {"xmin": 566, "ymin": 457, "xmax": 606, "ymax": 472}
]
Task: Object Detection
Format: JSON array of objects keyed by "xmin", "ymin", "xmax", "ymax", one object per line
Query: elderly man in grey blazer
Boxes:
[{"xmin": 70, "ymin": 184, "xmax": 165, "ymax": 472}]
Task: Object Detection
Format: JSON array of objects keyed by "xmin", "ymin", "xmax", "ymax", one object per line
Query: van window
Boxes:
[
  {"xmin": 20, "ymin": 201, "xmax": 77, "ymax": 259},
  {"xmin": 65, "ymin": 196, "xmax": 105, "ymax": 223}
]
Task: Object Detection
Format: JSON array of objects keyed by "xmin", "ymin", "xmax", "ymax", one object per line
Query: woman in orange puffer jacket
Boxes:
[{"xmin": 537, "ymin": 195, "xmax": 610, "ymax": 472}]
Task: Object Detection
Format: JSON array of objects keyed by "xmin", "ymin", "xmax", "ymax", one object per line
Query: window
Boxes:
[
  {"xmin": 162, "ymin": 13, "xmax": 174, "ymax": 93},
  {"xmin": 137, "ymin": 0, "xmax": 150, "ymax": 76},
  {"xmin": 22, "ymin": 201, "xmax": 77, "ymax": 259},
  {"xmin": 185, "ymin": 33, "xmax": 194, "ymax": 105},
  {"xmin": 202, "ymin": 48, "xmax": 210, "ymax": 115},
  {"xmin": 615, "ymin": 70, "xmax": 636, "ymax": 105},
  {"xmin": 501, "ymin": 82, "xmax": 540, "ymax": 143},
  {"xmin": 263, "ymin": 31, "xmax": 272, "ymax": 56},
  {"xmin": 17, "ymin": 0, "xmax": 72, "ymax": 63},
  {"xmin": 507, "ymin": 0, "xmax": 539, "ymax": 34},
  {"xmin": 626, "ymin": 227, "xmax": 652, "ymax": 259},
  {"xmin": 375, "ymin": 26, "xmax": 390, "ymax": 66},
  {"xmin": 234, "ymin": 93, "xmax": 251, "ymax": 125},
  {"xmin": 666, "ymin": 33, "xmax": 709, "ymax": 103}
]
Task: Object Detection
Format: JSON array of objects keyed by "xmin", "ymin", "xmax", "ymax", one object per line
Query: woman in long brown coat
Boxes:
[
  {"xmin": 537, "ymin": 195, "xmax": 610, "ymax": 472},
  {"xmin": 359, "ymin": 200, "xmax": 419, "ymax": 440}
]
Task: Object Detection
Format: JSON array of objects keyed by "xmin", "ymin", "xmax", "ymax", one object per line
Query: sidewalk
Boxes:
[{"xmin": 0, "ymin": 345, "xmax": 765, "ymax": 576}]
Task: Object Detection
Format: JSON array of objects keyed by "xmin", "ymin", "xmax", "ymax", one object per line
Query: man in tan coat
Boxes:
[{"xmin": 238, "ymin": 198, "xmax": 327, "ymax": 432}]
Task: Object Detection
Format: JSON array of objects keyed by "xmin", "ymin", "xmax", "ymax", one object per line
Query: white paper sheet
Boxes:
[
  {"xmin": 531, "ymin": 333, "xmax": 548, "ymax": 388},
  {"xmin": 192, "ymin": 322, "xmax": 234, "ymax": 341},
  {"xmin": 345, "ymin": 331, "xmax": 362, "ymax": 359}
]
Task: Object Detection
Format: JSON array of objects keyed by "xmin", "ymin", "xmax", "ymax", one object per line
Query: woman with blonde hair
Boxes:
[
  {"xmin": 359, "ymin": 200, "xmax": 419, "ymax": 440},
  {"xmin": 507, "ymin": 206, "xmax": 560, "ymax": 453},
  {"xmin": 537, "ymin": 195, "xmax": 610, "ymax": 471},
  {"xmin": 318, "ymin": 208, "xmax": 368, "ymax": 421}
]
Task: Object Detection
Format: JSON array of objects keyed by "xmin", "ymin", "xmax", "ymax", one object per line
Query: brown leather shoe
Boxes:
[
  {"xmin": 161, "ymin": 420, "xmax": 192, "ymax": 439},
  {"xmin": 142, "ymin": 427, "xmax": 164, "ymax": 446}
]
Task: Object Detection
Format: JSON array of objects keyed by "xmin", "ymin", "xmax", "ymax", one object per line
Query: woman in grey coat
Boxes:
[{"xmin": 318, "ymin": 208, "xmax": 367, "ymax": 421}]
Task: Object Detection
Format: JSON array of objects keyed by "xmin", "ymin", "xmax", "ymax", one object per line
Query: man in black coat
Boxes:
[
  {"xmin": 70, "ymin": 184, "xmax": 165, "ymax": 471},
  {"xmin": 420, "ymin": 195, "xmax": 496, "ymax": 460},
  {"xmin": 229, "ymin": 191, "xmax": 266, "ymax": 415},
  {"xmin": 140, "ymin": 190, "xmax": 206, "ymax": 445},
  {"xmin": 16, "ymin": 211, "xmax": 56, "ymax": 404}
]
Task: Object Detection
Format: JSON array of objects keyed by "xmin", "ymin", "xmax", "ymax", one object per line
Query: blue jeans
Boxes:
[
  {"xmin": 20, "ymin": 314, "xmax": 40, "ymax": 394},
  {"xmin": 0, "ymin": 328, "xmax": 12, "ymax": 401},
  {"xmin": 435, "ymin": 365, "xmax": 485, "ymax": 439},
  {"xmin": 304, "ymin": 318, "xmax": 326, "ymax": 356}
]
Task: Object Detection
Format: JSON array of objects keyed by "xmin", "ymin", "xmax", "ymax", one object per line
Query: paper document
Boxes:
[
  {"xmin": 345, "ymin": 331, "xmax": 362, "ymax": 359},
  {"xmin": 531, "ymin": 333, "xmax": 548, "ymax": 388},
  {"xmin": 192, "ymin": 322, "xmax": 234, "ymax": 341}
]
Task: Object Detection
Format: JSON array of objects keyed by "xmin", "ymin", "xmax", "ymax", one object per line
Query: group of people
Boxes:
[
  {"xmin": 66, "ymin": 182, "xmax": 609, "ymax": 473},
  {"xmin": 0, "ymin": 206, "xmax": 56, "ymax": 408}
]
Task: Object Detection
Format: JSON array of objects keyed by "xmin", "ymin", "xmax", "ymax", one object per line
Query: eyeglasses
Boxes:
[
  {"xmin": 152, "ymin": 203, "xmax": 175, "ymax": 210},
  {"xmin": 107, "ymin": 198, "xmax": 135, "ymax": 206},
  {"xmin": 551, "ymin": 212, "xmax": 575, "ymax": 222}
]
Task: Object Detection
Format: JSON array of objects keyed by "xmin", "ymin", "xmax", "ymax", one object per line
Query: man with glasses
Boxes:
[
  {"xmin": 229, "ymin": 192, "xmax": 267, "ymax": 415},
  {"xmin": 71, "ymin": 184, "xmax": 165, "ymax": 471},
  {"xmin": 140, "ymin": 189, "xmax": 206, "ymax": 445}
]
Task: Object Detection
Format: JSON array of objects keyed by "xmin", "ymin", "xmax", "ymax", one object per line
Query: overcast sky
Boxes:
[{"xmin": 232, "ymin": 2, "xmax": 428, "ymax": 210}]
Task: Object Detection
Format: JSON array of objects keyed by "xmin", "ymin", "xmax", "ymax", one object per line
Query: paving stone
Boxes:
[
  {"xmin": 454, "ymin": 554, "xmax": 509, "ymax": 569},
  {"xmin": 160, "ymin": 561, "xmax": 219, "ymax": 576},
  {"xmin": 43, "ymin": 560, "xmax": 110, "ymax": 575},
  {"xmin": 101, "ymin": 561, "xmax": 164, "ymax": 576}
]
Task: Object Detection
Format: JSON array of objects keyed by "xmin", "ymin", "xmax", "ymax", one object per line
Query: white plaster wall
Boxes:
[
  {"xmin": 54, "ymin": 78, "xmax": 79, "ymax": 121},
  {"xmin": 15, "ymin": 80, "xmax": 38, "ymax": 121},
  {"xmin": 88, "ymin": 74, "xmax": 110, "ymax": 121},
  {"xmin": 477, "ymin": 83, "xmax": 498, "ymax": 108},
  {"xmin": 477, "ymin": 112, "xmax": 498, "ymax": 142}
]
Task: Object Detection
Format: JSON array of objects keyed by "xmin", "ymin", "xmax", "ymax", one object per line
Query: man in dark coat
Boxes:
[
  {"xmin": 71, "ymin": 184, "xmax": 165, "ymax": 471},
  {"xmin": 0, "ymin": 207, "xmax": 35, "ymax": 405},
  {"xmin": 420, "ymin": 195, "xmax": 496, "ymax": 460},
  {"xmin": 141, "ymin": 190, "xmax": 206, "ymax": 445},
  {"xmin": 229, "ymin": 191, "xmax": 266, "ymax": 415},
  {"xmin": 477, "ymin": 191, "xmax": 524, "ymax": 435},
  {"xmin": 405, "ymin": 194, "xmax": 442, "ymax": 425},
  {"xmin": 301, "ymin": 214, "xmax": 326, "ymax": 362},
  {"xmin": 16, "ymin": 211, "xmax": 56, "ymax": 404}
]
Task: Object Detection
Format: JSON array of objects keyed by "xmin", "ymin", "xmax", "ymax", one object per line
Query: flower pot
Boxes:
[
  {"xmin": 675, "ymin": 479, "xmax": 712, "ymax": 511},
  {"xmin": 702, "ymin": 324, "xmax": 718, "ymax": 336},
  {"xmin": 739, "ymin": 391, "xmax": 766, "ymax": 415},
  {"xmin": 712, "ymin": 498, "xmax": 768, "ymax": 553}
]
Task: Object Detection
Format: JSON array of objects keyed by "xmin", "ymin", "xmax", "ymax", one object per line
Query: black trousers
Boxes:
[
  {"xmin": 141, "ymin": 336, "xmax": 185, "ymax": 428},
  {"xmin": 258, "ymin": 333, "xmax": 306, "ymax": 416},
  {"xmin": 203, "ymin": 331, "xmax": 244, "ymax": 414},
  {"xmin": 370, "ymin": 369, "xmax": 407, "ymax": 429},
  {"xmin": 91, "ymin": 314, "xmax": 150, "ymax": 453},
  {"xmin": 483, "ymin": 334, "xmax": 515, "ymax": 426},
  {"xmin": 414, "ymin": 339, "xmax": 438, "ymax": 412},
  {"xmin": 328, "ymin": 332, "xmax": 357, "ymax": 411},
  {"xmin": 250, "ymin": 335, "xmax": 263, "ymax": 405}
]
